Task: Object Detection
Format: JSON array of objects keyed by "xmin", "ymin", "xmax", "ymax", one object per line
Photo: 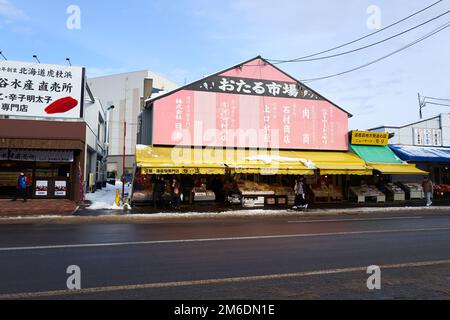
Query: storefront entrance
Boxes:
[{"xmin": 0, "ymin": 160, "xmax": 72, "ymax": 199}]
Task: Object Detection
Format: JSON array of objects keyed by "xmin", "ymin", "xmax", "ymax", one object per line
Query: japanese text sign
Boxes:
[{"xmin": 0, "ymin": 60, "xmax": 84, "ymax": 119}]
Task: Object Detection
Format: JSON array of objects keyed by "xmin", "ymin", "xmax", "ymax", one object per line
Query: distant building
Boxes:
[
  {"xmin": 370, "ymin": 113, "xmax": 450, "ymax": 184},
  {"xmin": 88, "ymin": 71, "xmax": 178, "ymax": 181}
]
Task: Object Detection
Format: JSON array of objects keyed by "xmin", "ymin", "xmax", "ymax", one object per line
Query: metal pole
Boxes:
[
  {"xmin": 418, "ymin": 93, "xmax": 423, "ymax": 119},
  {"xmin": 122, "ymin": 120, "xmax": 126, "ymax": 203},
  {"xmin": 122, "ymin": 78, "xmax": 128, "ymax": 205}
]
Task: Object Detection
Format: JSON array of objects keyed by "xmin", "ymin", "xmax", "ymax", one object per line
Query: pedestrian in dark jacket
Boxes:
[
  {"xmin": 172, "ymin": 178, "xmax": 181, "ymax": 210},
  {"xmin": 293, "ymin": 177, "xmax": 308, "ymax": 210},
  {"xmin": 422, "ymin": 176, "xmax": 434, "ymax": 207},
  {"xmin": 12, "ymin": 172, "xmax": 27, "ymax": 202}
]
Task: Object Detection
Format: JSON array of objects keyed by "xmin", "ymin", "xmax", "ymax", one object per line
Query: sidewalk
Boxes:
[{"xmin": 0, "ymin": 199, "xmax": 78, "ymax": 217}]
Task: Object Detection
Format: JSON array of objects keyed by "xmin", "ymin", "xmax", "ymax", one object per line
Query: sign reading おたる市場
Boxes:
[
  {"xmin": 0, "ymin": 60, "xmax": 84, "ymax": 119},
  {"xmin": 152, "ymin": 58, "xmax": 350, "ymax": 151}
]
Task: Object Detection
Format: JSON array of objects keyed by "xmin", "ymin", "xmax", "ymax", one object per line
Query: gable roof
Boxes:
[
  {"xmin": 145, "ymin": 56, "xmax": 353, "ymax": 117},
  {"xmin": 369, "ymin": 114, "xmax": 441, "ymax": 130}
]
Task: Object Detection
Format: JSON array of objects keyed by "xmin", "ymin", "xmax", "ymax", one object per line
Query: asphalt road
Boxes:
[{"xmin": 0, "ymin": 211, "xmax": 450, "ymax": 300}]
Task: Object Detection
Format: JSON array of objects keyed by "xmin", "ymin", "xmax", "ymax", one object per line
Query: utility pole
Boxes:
[{"xmin": 418, "ymin": 93, "xmax": 425, "ymax": 119}]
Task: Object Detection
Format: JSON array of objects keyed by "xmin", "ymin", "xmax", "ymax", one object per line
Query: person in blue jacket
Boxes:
[{"xmin": 12, "ymin": 172, "xmax": 27, "ymax": 202}]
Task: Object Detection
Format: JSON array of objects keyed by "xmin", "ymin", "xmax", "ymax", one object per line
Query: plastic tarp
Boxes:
[{"xmin": 390, "ymin": 145, "xmax": 450, "ymax": 163}]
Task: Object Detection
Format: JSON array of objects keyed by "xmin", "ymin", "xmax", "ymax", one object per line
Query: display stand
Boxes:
[
  {"xmin": 350, "ymin": 185, "xmax": 386, "ymax": 203},
  {"xmin": 384, "ymin": 183, "xmax": 405, "ymax": 201},
  {"xmin": 398, "ymin": 182, "xmax": 424, "ymax": 199}
]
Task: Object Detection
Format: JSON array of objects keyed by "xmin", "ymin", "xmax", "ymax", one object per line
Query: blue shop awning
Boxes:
[{"xmin": 389, "ymin": 145, "xmax": 450, "ymax": 163}]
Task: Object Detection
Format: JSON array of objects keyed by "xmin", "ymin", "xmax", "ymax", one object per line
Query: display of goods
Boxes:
[
  {"xmin": 272, "ymin": 186, "xmax": 294, "ymax": 196},
  {"xmin": 434, "ymin": 184, "xmax": 450, "ymax": 193},
  {"xmin": 238, "ymin": 181, "xmax": 273, "ymax": 192},
  {"xmin": 403, "ymin": 183, "xmax": 423, "ymax": 191},
  {"xmin": 356, "ymin": 185, "xmax": 382, "ymax": 196},
  {"xmin": 386, "ymin": 183, "xmax": 404, "ymax": 193}
]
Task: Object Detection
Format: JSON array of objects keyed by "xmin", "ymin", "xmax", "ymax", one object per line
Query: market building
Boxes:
[
  {"xmin": 0, "ymin": 60, "xmax": 107, "ymax": 202},
  {"xmin": 131, "ymin": 57, "xmax": 376, "ymax": 207},
  {"xmin": 87, "ymin": 71, "xmax": 179, "ymax": 183},
  {"xmin": 370, "ymin": 113, "xmax": 450, "ymax": 199},
  {"xmin": 347, "ymin": 130, "xmax": 427, "ymax": 203}
]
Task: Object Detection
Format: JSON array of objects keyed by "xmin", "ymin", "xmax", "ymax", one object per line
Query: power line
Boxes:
[
  {"xmin": 273, "ymin": 11, "xmax": 449, "ymax": 63},
  {"xmin": 424, "ymin": 96, "xmax": 450, "ymax": 102},
  {"xmin": 300, "ymin": 21, "xmax": 450, "ymax": 83},
  {"xmin": 268, "ymin": 0, "xmax": 444, "ymax": 63},
  {"xmin": 425, "ymin": 102, "xmax": 450, "ymax": 107}
]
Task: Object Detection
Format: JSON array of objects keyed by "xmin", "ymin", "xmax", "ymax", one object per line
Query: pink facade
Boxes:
[{"xmin": 152, "ymin": 58, "xmax": 349, "ymax": 151}]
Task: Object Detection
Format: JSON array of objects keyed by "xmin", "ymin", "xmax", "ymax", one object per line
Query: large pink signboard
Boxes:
[{"xmin": 153, "ymin": 59, "xmax": 349, "ymax": 151}]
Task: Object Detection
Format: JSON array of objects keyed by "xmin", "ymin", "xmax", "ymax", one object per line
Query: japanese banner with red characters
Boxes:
[{"xmin": 152, "ymin": 58, "xmax": 349, "ymax": 151}]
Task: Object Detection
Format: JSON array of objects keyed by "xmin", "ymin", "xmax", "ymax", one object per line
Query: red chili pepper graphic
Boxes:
[{"xmin": 44, "ymin": 97, "xmax": 78, "ymax": 114}]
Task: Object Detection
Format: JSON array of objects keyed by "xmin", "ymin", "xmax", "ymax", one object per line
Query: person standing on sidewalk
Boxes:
[
  {"xmin": 172, "ymin": 178, "xmax": 182, "ymax": 210},
  {"xmin": 293, "ymin": 177, "xmax": 308, "ymax": 210},
  {"xmin": 422, "ymin": 176, "xmax": 434, "ymax": 207},
  {"xmin": 12, "ymin": 172, "xmax": 27, "ymax": 202}
]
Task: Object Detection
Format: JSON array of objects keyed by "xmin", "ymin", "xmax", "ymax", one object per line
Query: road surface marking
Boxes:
[
  {"xmin": 288, "ymin": 216, "xmax": 424, "ymax": 223},
  {"xmin": 1, "ymin": 259, "xmax": 450, "ymax": 300},
  {"xmin": 1, "ymin": 227, "xmax": 450, "ymax": 252}
]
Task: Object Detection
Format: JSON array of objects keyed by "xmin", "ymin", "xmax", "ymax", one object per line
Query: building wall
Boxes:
[
  {"xmin": 0, "ymin": 119, "xmax": 86, "ymax": 202},
  {"xmin": 88, "ymin": 71, "xmax": 178, "ymax": 177},
  {"xmin": 88, "ymin": 71, "xmax": 178, "ymax": 156},
  {"xmin": 371, "ymin": 114, "xmax": 449, "ymax": 146},
  {"xmin": 83, "ymin": 98, "xmax": 107, "ymax": 190}
]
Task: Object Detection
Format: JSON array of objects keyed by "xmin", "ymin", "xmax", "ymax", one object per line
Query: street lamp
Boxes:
[
  {"xmin": 66, "ymin": 58, "xmax": 72, "ymax": 66},
  {"xmin": 0, "ymin": 51, "xmax": 7, "ymax": 60},
  {"xmin": 32, "ymin": 55, "xmax": 41, "ymax": 64}
]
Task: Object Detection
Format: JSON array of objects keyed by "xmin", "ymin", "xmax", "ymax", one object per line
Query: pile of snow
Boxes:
[{"xmin": 85, "ymin": 182, "xmax": 131, "ymax": 210}]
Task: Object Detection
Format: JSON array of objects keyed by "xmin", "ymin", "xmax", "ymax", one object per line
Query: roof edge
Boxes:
[{"xmin": 145, "ymin": 56, "xmax": 353, "ymax": 117}]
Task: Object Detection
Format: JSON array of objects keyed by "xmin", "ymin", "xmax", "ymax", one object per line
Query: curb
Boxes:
[{"xmin": 0, "ymin": 206, "xmax": 449, "ymax": 225}]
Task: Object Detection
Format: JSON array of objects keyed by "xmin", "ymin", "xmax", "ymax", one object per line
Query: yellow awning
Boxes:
[
  {"xmin": 369, "ymin": 163, "xmax": 428, "ymax": 175},
  {"xmin": 136, "ymin": 145, "xmax": 226, "ymax": 175},
  {"xmin": 136, "ymin": 145, "xmax": 371, "ymax": 176},
  {"xmin": 282, "ymin": 151, "xmax": 372, "ymax": 176}
]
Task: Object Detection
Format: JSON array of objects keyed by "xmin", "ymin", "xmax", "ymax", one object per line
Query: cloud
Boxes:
[{"xmin": 0, "ymin": 0, "xmax": 28, "ymax": 22}]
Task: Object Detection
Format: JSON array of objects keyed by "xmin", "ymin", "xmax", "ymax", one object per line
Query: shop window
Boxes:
[{"xmin": 56, "ymin": 164, "xmax": 71, "ymax": 178}]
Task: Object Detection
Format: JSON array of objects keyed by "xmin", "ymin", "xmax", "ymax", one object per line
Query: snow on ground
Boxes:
[
  {"xmin": 124, "ymin": 206, "xmax": 445, "ymax": 219},
  {"xmin": 84, "ymin": 182, "xmax": 131, "ymax": 210}
]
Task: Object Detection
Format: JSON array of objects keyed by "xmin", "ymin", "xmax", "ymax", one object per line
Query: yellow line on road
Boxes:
[{"xmin": 1, "ymin": 259, "xmax": 450, "ymax": 300}]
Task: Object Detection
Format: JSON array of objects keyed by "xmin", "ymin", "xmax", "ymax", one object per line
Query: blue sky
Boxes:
[{"xmin": 1, "ymin": 0, "xmax": 449, "ymax": 130}]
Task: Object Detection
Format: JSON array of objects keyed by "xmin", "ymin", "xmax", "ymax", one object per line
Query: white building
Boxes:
[
  {"xmin": 83, "ymin": 97, "xmax": 108, "ymax": 191},
  {"xmin": 88, "ymin": 71, "xmax": 178, "ymax": 181},
  {"xmin": 370, "ymin": 113, "xmax": 450, "ymax": 184}
]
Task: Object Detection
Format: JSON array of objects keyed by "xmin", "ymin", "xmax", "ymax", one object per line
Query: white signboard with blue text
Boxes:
[{"xmin": 0, "ymin": 60, "xmax": 84, "ymax": 119}]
